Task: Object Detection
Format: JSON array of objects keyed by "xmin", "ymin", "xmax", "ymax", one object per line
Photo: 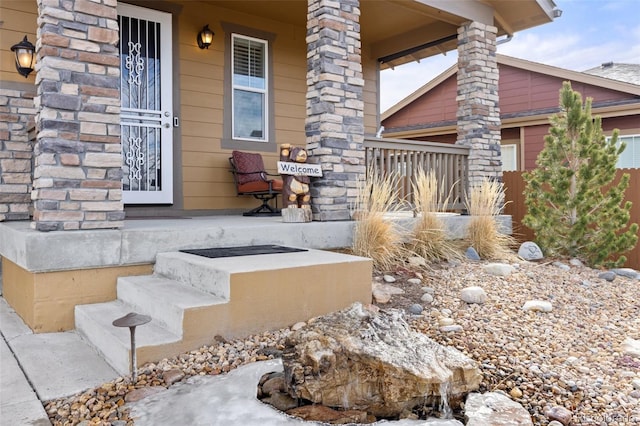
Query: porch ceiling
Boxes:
[{"xmin": 207, "ymin": 0, "xmax": 557, "ymax": 69}]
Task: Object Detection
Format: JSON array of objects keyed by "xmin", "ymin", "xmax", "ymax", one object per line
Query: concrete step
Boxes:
[
  {"xmin": 116, "ymin": 275, "xmax": 227, "ymax": 336},
  {"xmin": 154, "ymin": 252, "xmax": 232, "ymax": 297},
  {"xmin": 75, "ymin": 300, "xmax": 181, "ymax": 375}
]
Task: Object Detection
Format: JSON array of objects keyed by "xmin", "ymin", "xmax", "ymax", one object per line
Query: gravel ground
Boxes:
[{"xmin": 45, "ymin": 258, "xmax": 640, "ymax": 425}]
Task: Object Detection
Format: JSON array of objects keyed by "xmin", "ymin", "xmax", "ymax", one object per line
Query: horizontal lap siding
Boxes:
[
  {"xmin": 0, "ymin": 2, "xmax": 37, "ymax": 83},
  {"xmin": 177, "ymin": 3, "xmax": 307, "ymax": 211},
  {"xmin": 504, "ymin": 169, "xmax": 640, "ymax": 269}
]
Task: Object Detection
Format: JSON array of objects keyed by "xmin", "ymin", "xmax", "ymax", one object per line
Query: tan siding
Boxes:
[{"xmin": 0, "ymin": 1, "xmax": 37, "ymax": 83}]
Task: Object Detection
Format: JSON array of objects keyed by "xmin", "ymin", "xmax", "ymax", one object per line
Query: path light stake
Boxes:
[{"xmin": 112, "ymin": 312, "xmax": 151, "ymax": 382}]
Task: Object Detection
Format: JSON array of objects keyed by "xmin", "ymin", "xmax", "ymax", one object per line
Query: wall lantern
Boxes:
[
  {"xmin": 197, "ymin": 24, "xmax": 214, "ymax": 49},
  {"xmin": 11, "ymin": 36, "xmax": 36, "ymax": 78}
]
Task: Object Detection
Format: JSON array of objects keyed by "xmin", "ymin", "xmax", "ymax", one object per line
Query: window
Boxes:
[
  {"xmin": 615, "ymin": 135, "xmax": 640, "ymax": 169},
  {"xmin": 501, "ymin": 144, "xmax": 518, "ymax": 171},
  {"xmin": 232, "ymin": 34, "xmax": 267, "ymax": 142}
]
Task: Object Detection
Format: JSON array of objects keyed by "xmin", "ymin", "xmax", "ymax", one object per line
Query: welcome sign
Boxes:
[{"xmin": 277, "ymin": 161, "xmax": 323, "ymax": 177}]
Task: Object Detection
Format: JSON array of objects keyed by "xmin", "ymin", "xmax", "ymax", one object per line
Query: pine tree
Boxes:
[{"xmin": 523, "ymin": 81, "xmax": 638, "ymax": 267}]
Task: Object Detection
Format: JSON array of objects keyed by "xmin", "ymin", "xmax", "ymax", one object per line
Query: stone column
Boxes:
[
  {"xmin": 306, "ymin": 0, "xmax": 365, "ymax": 221},
  {"xmin": 0, "ymin": 85, "xmax": 36, "ymax": 221},
  {"xmin": 456, "ymin": 21, "xmax": 502, "ymax": 187},
  {"xmin": 32, "ymin": 0, "xmax": 122, "ymax": 231}
]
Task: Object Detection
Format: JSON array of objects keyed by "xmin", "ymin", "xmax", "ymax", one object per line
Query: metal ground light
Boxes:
[{"xmin": 112, "ymin": 312, "xmax": 151, "ymax": 382}]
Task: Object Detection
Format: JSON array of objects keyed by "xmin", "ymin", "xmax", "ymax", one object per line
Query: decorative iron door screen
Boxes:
[{"xmin": 119, "ymin": 4, "xmax": 173, "ymax": 204}]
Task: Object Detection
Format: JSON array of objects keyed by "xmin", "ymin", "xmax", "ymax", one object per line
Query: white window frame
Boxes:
[
  {"xmin": 500, "ymin": 144, "xmax": 518, "ymax": 171},
  {"xmin": 612, "ymin": 134, "xmax": 640, "ymax": 169},
  {"xmin": 231, "ymin": 33, "xmax": 268, "ymax": 142}
]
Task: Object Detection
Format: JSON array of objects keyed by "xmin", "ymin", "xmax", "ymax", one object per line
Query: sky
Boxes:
[{"xmin": 380, "ymin": 0, "xmax": 640, "ymax": 112}]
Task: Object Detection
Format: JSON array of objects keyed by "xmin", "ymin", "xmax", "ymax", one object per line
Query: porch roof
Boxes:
[{"xmin": 210, "ymin": 0, "xmax": 558, "ymax": 69}]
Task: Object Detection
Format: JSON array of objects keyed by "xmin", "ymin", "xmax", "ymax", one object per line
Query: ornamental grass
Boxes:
[
  {"xmin": 351, "ymin": 168, "xmax": 408, "ymax": 271},
  {"xmin": 465, "ymin": 178, "xmax": 516, "ymax": 260},
  {"xmin": 408, "ymin": 169, "xmax": 461, "ymax": 262}
]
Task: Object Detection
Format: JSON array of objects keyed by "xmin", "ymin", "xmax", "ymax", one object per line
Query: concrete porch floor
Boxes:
[{"xmin": 0, "ymin": 213, "xmax": 511, "ymax": 275}]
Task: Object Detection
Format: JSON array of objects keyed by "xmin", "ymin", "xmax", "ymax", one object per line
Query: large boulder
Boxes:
[{"xmin": 282, "ymin": 303, "xmax": 481, "ymax": 418}]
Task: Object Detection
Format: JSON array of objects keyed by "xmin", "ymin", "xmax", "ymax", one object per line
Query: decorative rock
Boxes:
[
  {"xmin": 261, "ymin": 375, "xmax": 285, "ymax": 396},
  {"xmin": 611, "ymin": 268, "xmax": 640, "ymax": 280},
  {"xmin": 407, "ymin": 278, "xmax": 422, "ymax": 285},
  {"xmin": 265, "ymin": 391, "xmax": 299, "ymax": 412},
  {"xmin": 287, "ymin": 405, "xmax": 368, "ymax": 424},
  {"xmin": 291, "ymin": 322, "xmax": 306, "ymax": 331},
  {"xmin": 621, "ymin": 337, "xmax": 640, "ymax": 358},
  {"xmin": 598, "ymin": 271, "xmax": 616, "ymax": 282},
  {"xmin": 509, "ymin": 387, "xmax": 523, "ymax": 399},
  {"xmin": 372, "ymin": 282, "xmax": 404, "ymax": 304},
  {"xmin": 464, "ymin": 392, "xmax": 533, "ymax": 425},
  {"xmin": 548, "ymin": 422, "xmax": 564, "ymax": 426},
  {"xmin": 282, "ymin": 303, "xmax": 481, "ymax": 418},
  {"xmin": 518, "ymin": 242, "xmax": 543, "ymax": 261},
  {"xmin": 440, "ymin": 325, "xmax": 463, "ymax": 333},
  {"xmin": 483, "ymin": 263, "xmax": 515, "ymax": 277},
  {"xmin": 421, "ymin": 293, "xmax": 434, "ymax": 304},
  {"xmin": 522, "ymin": 300, "xmax": 553, "ymax": 312},
  {"xmin": 124, "ymin": 386, "xmax": 166, "ymax": 403},
  {"xmin": 383, "ymin": 275, "xmax": 396, "ymax": 283},
  {"xmin": 564, "ymin": 356, "xmax": 578, "ymax": 365},
  {"xmin": 460, "ymin": 286, "xmax": 487, "ymax": 304},
  {"xmin": 408, "ymin": 303, "xmax": 424, "ymax": 315},
  {"xmin": 465, "ymin": 247, "xmax": 481, "ymax": 261},
  {"xmin": 162, "ymin": 369, "xmax": 185, "ymax": 387},
  {"xmin": 552, "ymin": 261, "xmax": 571, "ymax": 271},
  {"xmin": 407, "ymin": 256, "xmax": 427, "ymax": 268},
  {"xmin": 422, "ymin": 286, "xmax": 435, "ymax": 294},
  {"xmin": 438, "ymin": 317, "xmax": 455, "ymax": 327},
  {"xmin": 569, "ymin": 258, "xmax": 584, "ymax": 267},
  {"xmin": 544, "ymin": 405, "xmax": 572, "ymax": 425},
  {"xmin": 632, "ymin": 379, "xmax": 640, "ymax": 390}
]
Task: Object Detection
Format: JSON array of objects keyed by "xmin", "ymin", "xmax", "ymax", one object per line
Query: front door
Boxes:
[{"xmin": 118, "ymin": 3, "xmax": 173, "ymax": 204}]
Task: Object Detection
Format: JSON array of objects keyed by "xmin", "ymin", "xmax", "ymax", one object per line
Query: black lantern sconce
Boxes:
[
  {"xmin": 197, "ymin": 24, "xmax": 214, "ymax": 49},
  {"xmin": 11, "ymin": 36, "xmax": 36, "ymax": 78}
]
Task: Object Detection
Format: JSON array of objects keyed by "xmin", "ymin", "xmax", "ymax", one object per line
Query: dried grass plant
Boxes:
[
  {"xmin": 465, "ymin": 178, "xmax": 516, "ymax": 260},
  {"xmin": 351, "ymin": 168, "xmax": 408, "ymax": 271},
  {"xmin": 409, "ymin": 169, "xmax": 461, "ymax": 262}
]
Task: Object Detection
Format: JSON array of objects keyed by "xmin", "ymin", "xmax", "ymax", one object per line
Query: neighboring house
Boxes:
[
  {"xmin": 0, "ymin": 0, "xmax": 559, "ymax": 336},
  {"xmin": 381, "ymin": 55, "xmax": 640, "ymax": 171}
]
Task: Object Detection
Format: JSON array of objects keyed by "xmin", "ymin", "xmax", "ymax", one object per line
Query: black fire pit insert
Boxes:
[{"xmin": 180, "ymin": 245, "xmax": 307, "ymax": 259}]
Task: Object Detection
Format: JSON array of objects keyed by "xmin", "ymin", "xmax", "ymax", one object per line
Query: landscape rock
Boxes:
[
  {"xmin": 466, "ymin": 247, "xmax": 481, "ymax": 261},
  {"xmin": 372, "ymin": 282, "xmax": 404, "ymax": 304},
  {"xmin": 407, "ymin": 256, "xmax": 427, "ymax": 268},
  {"xmin": 291, "ymin": 322, "xmax": 306, "ymax": 331},
  {"xmin": 282, "ymin": 303, "xmax": 481, "ymax": 418},
  {"xmin": 518, "ymin": 242, "xmax": 543, "ymax": 261},
  {"xmin": 598, "ymin": 271, "xmax": 616, "ymax": 282},
  {"xmin": 509, "ymin": 387, "xmax": 523, "ymax": 399},
  {"xmin": 611, "ymin": 268, "xmax": 640, "ymax": 280},
  {"xmin": 421, "ymin": 293, "xmax": 434, "ymax": 304},
  {"xmin": 553, "ymin": 261, "xmax": 571, "ymax": 271},
  {"xmin": 124, "ymin": 386, "xmax": 166, "ymax": 403},
  {"xmin": 547, "ymin": 422, "xmax": 564, "ymax": 426},
  {"xmin": 162, "ymin": 369, "xmax": 185, "ymax": 387},
  {"xmin": 438, "ymin": 317, "xmax": 455, "ymax": 327},
  {"xmin": 569, "ymin": 258, "xmax": 584, "ymax": 267},
  {"xmin": 522, "ymin": 300, "xmax": 553, "ymax": 312},
  {"xmin": 383, "ymin": 275, "xmax": 396, "ymax": 283},
  {"xmin": 631, "ymin": 379, "xmax": 640, "ymax": 390},
  {"xmin": 621, "ymin": 337, "xmax": 640, "ymax": 358},
  {"xmin": 464, "ymin": 392, "xmax": 533, "ymax": 425},
  {"xmin": 483, "ymin": 263, "xmax": 515, "ymax": 277},
  {"xmin": 440, "ymin": 325, "xmax": 463, "ymax": 333},
  {"xmin": 372, "ymin": 288, "xmax": 391, "ymax": 304},
  {"xmin": 407, "ymin": 278, "xmax": 422, "ymax": 285},
  {"xmin": 422, "ymin": 286, "xmax": 435, "ymax": 294},
  {"xmin": 287, "ymin": 405, "xmax": 370, "ymax": 424},
  {"xmin": 264, "ymin": 391, "xmax": 299, "ymax": 412},
  {"xmin": 409, "ymin": 303, "xmax": 424, "ymax": 315},
  {"xmin": 544, "ymin": 405, "xmax": 572, "ymax": 425},
  {"xmin": 460, "ymin": 286, "xmax": 487, "ymax": 304}
]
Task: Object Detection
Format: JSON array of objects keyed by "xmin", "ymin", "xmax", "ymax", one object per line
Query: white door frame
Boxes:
[{"xmin": 118, "ymin": 3, "xmax": 173, "ymax": 204}]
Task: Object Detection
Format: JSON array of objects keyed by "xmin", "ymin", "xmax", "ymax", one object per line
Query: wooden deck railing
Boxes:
[{"xmin": 364, "ymin": 137, "xmax": 469, "ymax": 211}]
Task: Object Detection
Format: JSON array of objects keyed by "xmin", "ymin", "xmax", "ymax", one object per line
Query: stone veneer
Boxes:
[
  {"xmin": 32, "ymin": 0, "xmax": 123, "ymax": 231},
  {"xmin": 306, "ymin": 0, "xmax": 365, "ymax": 221},
  {"xmin": 0, "ymin": 84, "xmax": 36, "ymax": 221},
  {"xmin": 456, "ymin": 21, "xmax": 502, "ymax": 186}
]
